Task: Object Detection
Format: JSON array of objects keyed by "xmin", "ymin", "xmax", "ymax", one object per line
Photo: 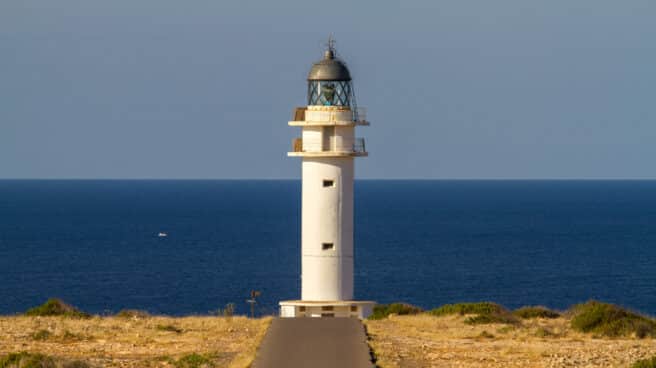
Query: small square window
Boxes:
[
  {"xmin": 299, "ymin": 306, "xmax": 306, "ymax": 312},
  {"xmin": 323, "ymin": 180, "xmax": 334, "ymax": 187},
  {"xmin": 351, "ymin": 306, "xmax": 358, "ymax": 312},
  {"xmin": 322, "ymin": 243, "xmax": 334, "ymax": 250}
]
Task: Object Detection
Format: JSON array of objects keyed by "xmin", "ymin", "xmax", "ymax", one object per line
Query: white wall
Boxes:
[
  {"xmin": 301, "ymin": 157, "xmax": 354, "ymax": 301},
  {"xmin": 302, "ymin": 126, "xmax": 323, "ymax": 152},
  {"xmin": 305, "ymin": 109, "xmax": 352, "ymax": 123},
  {"xmin": 280, "ymin": 305, "xmax": 296, "ymax": 318}
]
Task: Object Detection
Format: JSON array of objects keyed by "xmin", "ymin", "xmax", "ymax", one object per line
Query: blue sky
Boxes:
[{"xmin": 1, "ymin": 0, "xmax": 655, "ymax": 179}]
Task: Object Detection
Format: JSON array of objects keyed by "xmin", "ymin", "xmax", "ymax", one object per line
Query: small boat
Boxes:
[{"xmin": 158, "ymin": 232, "xmax": 168, "ymax": 238}]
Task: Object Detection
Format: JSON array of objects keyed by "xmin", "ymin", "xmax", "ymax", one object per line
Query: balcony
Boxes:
[
  {"xmin": 288, "ymin": 137, "xmax": 367, "ymax": 157},
  {"xmin": 289, "ymin": 107, "xmax": 369, "ymax": 126}
]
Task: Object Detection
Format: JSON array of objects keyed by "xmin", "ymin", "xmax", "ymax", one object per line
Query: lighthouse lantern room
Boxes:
[{"xmin": 279, "ymin": 39, "xmax": 375, "ymax": 319}]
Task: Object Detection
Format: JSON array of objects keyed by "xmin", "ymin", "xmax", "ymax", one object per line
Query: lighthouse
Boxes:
[{"xmin": 279, "ymin": 39, "xmax": 375, "ymax": 318}]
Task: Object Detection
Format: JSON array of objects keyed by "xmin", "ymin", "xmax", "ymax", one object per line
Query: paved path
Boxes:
[{"xmin": 252, "ymin": 318, "xmax": 375, "ymax": 368}]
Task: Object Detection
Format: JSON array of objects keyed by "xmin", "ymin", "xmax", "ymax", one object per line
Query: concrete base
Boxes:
[{"xmin": 279, "ymin": 300, "xmax": 375, "ymax": 319}]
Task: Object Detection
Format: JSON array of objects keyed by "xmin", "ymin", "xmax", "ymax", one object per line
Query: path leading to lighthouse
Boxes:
[{"xmin": 251, "ymin": 318, "xmax": 375, "ymax": 368}]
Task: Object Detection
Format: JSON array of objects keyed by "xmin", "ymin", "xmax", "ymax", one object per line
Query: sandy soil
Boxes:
[
  {"xmin": 0, "ymin": 315, "xmax": 271, "ymax": 367},
  {"xmin": 365, "ymin": 314, "xmax": 656, "ymax": 368}
]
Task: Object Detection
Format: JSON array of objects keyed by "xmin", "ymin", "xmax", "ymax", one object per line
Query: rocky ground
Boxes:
[
  {"xmin": 0, "ymin": 315, "xmax": 270, "ymax": 367},
  {"xmin": 365, "ymin": 314, "xmax": 656, "ymax": 368}
]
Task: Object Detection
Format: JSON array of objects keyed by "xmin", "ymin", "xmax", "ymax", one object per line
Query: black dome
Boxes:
[{"xmin": 307, "ymin": 49, "xmax": 352, "ymax": 81}]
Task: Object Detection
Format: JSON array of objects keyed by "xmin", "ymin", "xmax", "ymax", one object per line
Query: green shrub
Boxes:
[
  {"xmin": 116, "ymin": 309, "xmax": 150, "ymax": 319},
  {"xmin": 24, "ymin": 299, "xmax": 90, "ymax": 319},
  {"xmin": 429, "ymin": 302, "xmax": 504, "ymax": 317},
  {"xmin": 465, "ymin": 312, "xmax": 519, "ymax": 325},
  {"xmin": 570, "ymin": 300, "xmax": 656, "ymax": 338},
  {"xmin": 0, "ymin": 352, "xmax": 54, "ymax": 368},
  {"xmin": 368, "ymin": 303, "xmax": 423, "ymax": 320},
  {"xmin": 513, "ymin": 306, "xmax": 560, "ymax": 319},
  {"xmin": 175, "ymin": 353, "xmax": 214, "ymax": 368},
  {"xmin": 156, "ymin": 324, "xmax": 183, "ymax": 333},
  {"xmin": 632, "ymin": 356, "xmax": 656, "ymax": 368},
  {"xmin": 63, "ymin": 361, "xmax": 91, "ymax": 368},
  {"xmin": 429, "ymin": 302, "xmax": 518, "ymax": 325},
  {"xmin": 30, "ymin": 329, "xmax": 87, "ymax": 342},
  {"xmin": 0, "ymin": 352, "xmax": 90, "ymax": 368}
]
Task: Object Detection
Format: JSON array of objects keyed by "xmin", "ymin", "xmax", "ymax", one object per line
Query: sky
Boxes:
[{"xmin": 1, "ymin": 0, "xmax": 655, "ymax": 179}]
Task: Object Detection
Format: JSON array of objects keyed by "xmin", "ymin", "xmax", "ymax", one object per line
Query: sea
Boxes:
[{"xmin": 1, "ymin": 180, "xmax": 655, "ymax": 317}]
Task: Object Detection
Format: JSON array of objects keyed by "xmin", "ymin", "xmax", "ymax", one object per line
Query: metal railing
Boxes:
[
  {"xmin": 352, "ymin": 138, "xmax": 366, "ymax": 153},
  {"xmin": 291, "ymin": 137, "xmax": 366, "ymax": 154},
  {"xmin": 352, "ymin": 107, "xmax": 366, "ymax": 122}
]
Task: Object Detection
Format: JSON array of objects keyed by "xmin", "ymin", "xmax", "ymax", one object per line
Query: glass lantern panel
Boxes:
[{"xmin": 308, "ymin": 81, "xmax": 352, "ymax": 106}]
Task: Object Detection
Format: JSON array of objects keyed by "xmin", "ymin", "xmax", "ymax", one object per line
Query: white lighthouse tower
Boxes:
[{"xmin": 279, "ymin": 39, "xmax": 375, "ymax": 319}]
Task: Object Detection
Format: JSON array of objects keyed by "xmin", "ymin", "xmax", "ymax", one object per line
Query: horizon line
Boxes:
[{"xmin": 1, "ymin": 178, "xmax": 656, "ymax": 181}]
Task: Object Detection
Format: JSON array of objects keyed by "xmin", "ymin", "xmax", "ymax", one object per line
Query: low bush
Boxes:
[
  {"xmin": 430, "ymin": 302, "xmax": 518, "ymax": 325},
  {"xmin": 0, "ymin": 352, "xmax": 54, "ymax": 368},
  {"xmin": 368, "ymin": 303, "xmax": 423, "ymax": 320},
  {"xmin": 175, "ymin": 353, "xmax": 214, "ymax": 368},
  {"xmin": 513, "ymin": 306, "xmax": 560, "ymax": 319},
  {"xmin": 116, "ymin": 309, "xmax": 150, "ymax": 319},
  {"xmin": 429, "ymin": 302, "xmax": 504, "ymax": 317},
  {"xmin": 31, "ymin": 329, "xmax": 51, "ymax": 341},
  {"xmin": 465, "ymin": 312, "xmax": 518, "ymax": 325},
  {"xmin": 478, "ymin": 330, "xmax": 495, "ymax": 339},
  {"xmin": 632, "ymin": 356, "xmax": 656, "ymax": 368},
  {"xmin": 61, "ymin": 330, "xmax": 86, "ymax": 342},
  {"xmin": 156, "ymin": 324, "xmax": 183, "ymax": 333},
  {"xmin": 24, "ymin": 299, "xmax": 90, "ymax": 319},
  {"xmin": 496, "ymin": 325, "xmax": 515, "ymax": 334},
  {"xmin": 0, "ymin": 352, "xmax": 90, "ymax": 368},
  {"xmin": 63, "ymin": 362, "xmax": 91, "ymax": 368},
  {"xmin": 570, "ymin": 300, "xmax": 656, "ymax": 338}
]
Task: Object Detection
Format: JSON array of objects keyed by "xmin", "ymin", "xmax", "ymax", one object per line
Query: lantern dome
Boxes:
[
  {"xmin": 306, "ymin": 40, "xmax": 355, "ymax": 107},
  {"xmin": 307, "ymin": 48, "xmax": 352, "ymax": 82}
]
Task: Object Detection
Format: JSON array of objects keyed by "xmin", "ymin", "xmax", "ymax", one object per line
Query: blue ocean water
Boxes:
[{"xmin": 0, "ymin": 180, "xmax": 655, "ymax": 316}]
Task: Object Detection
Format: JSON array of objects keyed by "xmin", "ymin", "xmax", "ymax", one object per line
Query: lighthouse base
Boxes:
[{"xmin": 279, "ymin": 300, "xmax": 375, "ymax": 319}]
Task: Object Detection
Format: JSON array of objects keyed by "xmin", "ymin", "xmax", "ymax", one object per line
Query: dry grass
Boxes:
[
  {"xmin": 0, "ymin": 315, "xmax": 271, "ymax": 368},
  {"xmin": 365, "ymin": 314, "xmax": 656, "ymax": 368}
]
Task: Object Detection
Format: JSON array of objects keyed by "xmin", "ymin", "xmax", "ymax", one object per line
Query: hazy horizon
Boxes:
[
  {"xmin": 2, "ymin": 1, "xmax": 655, "ymax": 179},
  {"xmin": 2, "ymin": 176, "xmax": 656, "ymax": 181}
]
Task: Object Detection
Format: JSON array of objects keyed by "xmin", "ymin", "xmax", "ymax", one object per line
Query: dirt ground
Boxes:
[
  {"xmin": 0, "ymin": 315, "xmax": 271, "ymax": 367},
  {"xmin": 365, "ymin": 314, "xmax": 656, "ymax": 368},
  {"xmin": 3, "ymin": 314, "xmax": 656, "ymax": 367}
]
